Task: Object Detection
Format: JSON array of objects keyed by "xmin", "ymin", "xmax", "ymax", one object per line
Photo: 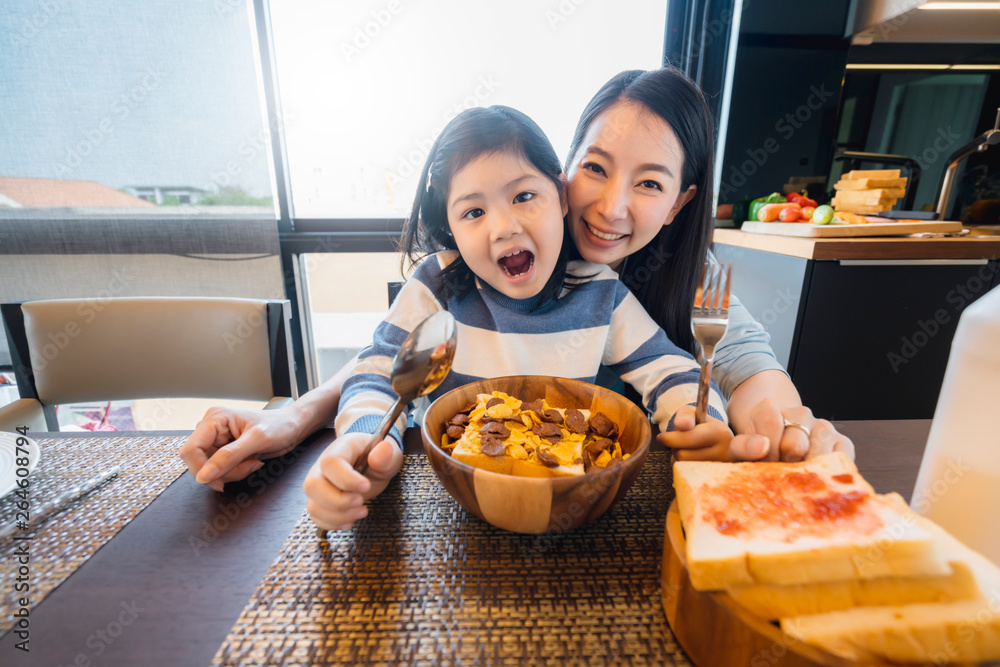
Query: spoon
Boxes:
[
  {"xmin": 317, "ymin": 310, "xmax": 456, "ymax": 538},
  {"xmin": 353, "ymin": 310, "xmax": 457, "ymax": 475}
]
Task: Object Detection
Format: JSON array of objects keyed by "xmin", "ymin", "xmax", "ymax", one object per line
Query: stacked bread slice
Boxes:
[
  {"xmin": 673, "ymin": 452, "xmax": 1000, "ymax": 664},
  {"xmin": 831, "ymin": 169, "xmax": 908, "ymax": 215}
]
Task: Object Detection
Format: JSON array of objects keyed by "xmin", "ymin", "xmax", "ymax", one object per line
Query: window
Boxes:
[
  {"xmin": 0, "ymin": 1, "xmax": 273, "ymax": 212},
  {"xmin": 269, "ymin": 0, "xmax": 668, "ymax": 219}
]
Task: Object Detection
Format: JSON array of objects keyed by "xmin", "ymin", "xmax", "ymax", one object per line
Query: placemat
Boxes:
[
  {"xmin": 0, "ymin": 435, "xmax": 187, "ymax": 633},
  {"xmin": 213, "ymin": 449, "xmax": 693, "ymax": 666}
]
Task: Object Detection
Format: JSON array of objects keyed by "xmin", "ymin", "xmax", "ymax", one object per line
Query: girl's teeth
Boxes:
[{"xmin": 587, "ymin": 222, "xmax": 624, "ymax": 241}]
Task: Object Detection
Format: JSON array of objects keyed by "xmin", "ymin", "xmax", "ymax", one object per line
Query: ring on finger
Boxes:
[{"xmin": 782, "ymin": 418, "xmax": 811, "ymax": 438}]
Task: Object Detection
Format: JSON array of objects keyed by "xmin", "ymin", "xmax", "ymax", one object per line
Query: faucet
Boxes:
[{"xmin": 935, "ymin": 108, "xmax": 1000, "ymax": 220}]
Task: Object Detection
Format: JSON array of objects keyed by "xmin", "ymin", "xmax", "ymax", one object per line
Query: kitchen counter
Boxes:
[
  {"xmin": 712, "ymin": 227, "xmax": 1000, "ymax": 420},
  {"xmin": 714, "ymin": 227, "xmax": 1000, "ymax": 260}
]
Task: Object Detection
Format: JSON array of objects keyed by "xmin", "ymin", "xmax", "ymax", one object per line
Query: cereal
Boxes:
[{"xmin": 443, "ymin": 391, "xmax": 628, "ymax": 477}]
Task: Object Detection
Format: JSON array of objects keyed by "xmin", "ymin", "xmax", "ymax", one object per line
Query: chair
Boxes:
[{"xmin": 0, "ymin": 297, "xmax": 296, "ymax": 432}]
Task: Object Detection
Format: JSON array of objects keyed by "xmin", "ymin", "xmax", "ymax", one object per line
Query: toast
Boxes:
[
  {"xmin": 445, "ymin": 392, "xmax": 626, "ymax": 478},
  {"xmin": 777, "ymin": 498, "xmax": 1000, "ymax": 663},
  {"xmin": 831, "ymin": 188, "xmax": 907, "ymax": 204},
  {"xmin": 834, "ymin": 177, "xmax": 907, "ymax": 191},
  {"xmin": 728, "ymin": 516, "xmax": 980, "ymax": 618},
  {"xmin": 843, "ymin": 169, "xmax": 901, "ymax": 180},
  {"xmin": 673, "ymin": 453, "xmax": 950, "ymax": 590}
]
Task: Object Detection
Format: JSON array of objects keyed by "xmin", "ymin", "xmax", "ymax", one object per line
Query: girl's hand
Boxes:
[
  {"xmin": 728, "ymin": 399, "xmax": 855, "ymax": 463},
  {"xmin": 658, "ymin": 406, "xmax": 736, "ymax": 461},
  {"xmin": 302, "ymin": 433, "xmax": 403, "ymax": 532},
  {"xmin": 180, "ymin": 406, "xmax": 302, "ymax": 491}
]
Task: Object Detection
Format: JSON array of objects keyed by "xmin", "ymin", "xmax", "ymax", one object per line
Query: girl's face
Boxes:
[
  {"xmin": 565, "ymin": 101, "xmax": 696, "ymax": 270},
  {"xmin": 446, "ymin": 152, "xmax": 567, "ymax": 300}
]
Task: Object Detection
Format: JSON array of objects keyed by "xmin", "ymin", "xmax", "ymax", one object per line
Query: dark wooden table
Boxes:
[{"xmin": 0, "ymin": 420, "xmax": 932, "ymax": 666}]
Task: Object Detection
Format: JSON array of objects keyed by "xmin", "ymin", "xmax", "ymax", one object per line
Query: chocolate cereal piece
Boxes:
[
  {"xmin": 564, "ymin": 408, "xmax": 588, "ymax": 434},
  {"xmin": 520, "ymin": 399, "xmax": 544, "ymax": 414},
  {"xmin": 446, "ymin": 425, "xmax": 466, "ymax": 440},
  {"xmin": 486, "ymin": 397, "xmax": 505, "ymax": 409},
  {"xmin": 449, "ymin": 413, "xmax": 470, "ymax": 426},
  {"xmin": 458, "ymin": 402, "xmax": 477, "ymax": 414},
  {"xmin": 540, "ymin": 409, "xmax": 563, "ymax": 424},
  {"xmin": 533, "ymin": 422, "xmax": 562, "ymax": 442},
  {"xmin": 480, "ymin": 433, "xmax": 505, "ymax": 456},
  {"xmin": 585, "ymin": 437, "xmax": 613, "ymax": 455},
  {"xmin": 588, "ymin": 412, "xmax": 617, "ymax": 438},
  {"xmin": 479, "ymin": 421, "xmax": 510, "ymax": 439},
  {"xmin": 536, "ymin": 448, "xmax": 560, "ymax": 467}
]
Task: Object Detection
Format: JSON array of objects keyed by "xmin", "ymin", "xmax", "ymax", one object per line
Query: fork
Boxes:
[{"xmin": 691, "ymin": 262, "xmax": 732, "ymax": 424}]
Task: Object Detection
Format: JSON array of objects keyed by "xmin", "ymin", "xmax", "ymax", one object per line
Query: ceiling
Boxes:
[{"xmin": 855, "ymin": 2, "xmax": 1000, "ymax": 43}]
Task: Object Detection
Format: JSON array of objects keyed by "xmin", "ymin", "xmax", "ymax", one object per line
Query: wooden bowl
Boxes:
[{"xmin": 421, "ymin": 375, "xmax": 651, "ymax": 534}]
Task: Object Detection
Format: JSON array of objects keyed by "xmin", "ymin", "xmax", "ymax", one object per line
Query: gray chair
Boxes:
[{"xmin": 0, "ymin": 297, "xmax": 296, "ymax": 432}]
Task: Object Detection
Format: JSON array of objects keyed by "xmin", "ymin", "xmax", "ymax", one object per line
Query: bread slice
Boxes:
[
  {"xmin": 844, "ymin": 169, "xmax": 901, "ymax": 180},
  {"xmin": 728, "ymin": 514, "xmax": 979, "ymax": 618},
  {"xmin": 780, "ymin": 514, "xmax": 1000, "ymax": 663},
  {"xmin": 831, "ymin": 188, "xmax": 906, "ymax": 204},
  {"xmin": 834, "ymin": 177, "xmax": 907, "ymax": 190},
  {"xmin": 674, "ymin": 453, "xmax": 950, "ymax": 590},
  {"xmin": 831, "ymin": 200, "xmax": 890, "ymax": 215}
]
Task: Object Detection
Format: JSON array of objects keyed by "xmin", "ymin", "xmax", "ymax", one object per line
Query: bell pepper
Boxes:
[
  {"xmin": 749, "ymin": 193, "xmax": 786, "ymax": 223},
  {"xmin": 787, "ymin": 191, "xmax": 818, "ymax": 209}
]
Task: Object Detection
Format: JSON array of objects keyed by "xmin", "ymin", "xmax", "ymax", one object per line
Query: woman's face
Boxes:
[{"xmin": 565, "ymin": 101, "xmax": 696, "ymax": 270}]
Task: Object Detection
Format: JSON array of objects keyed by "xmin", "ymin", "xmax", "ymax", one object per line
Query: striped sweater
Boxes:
[{"xmin": 337, "ymin": 251, "xmax": 727, "ymax": 446}]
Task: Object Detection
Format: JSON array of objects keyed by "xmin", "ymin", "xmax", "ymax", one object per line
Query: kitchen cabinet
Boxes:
[{"xmin": 713, "ymin": 228, "xmax": 1000, "ymax": 419}]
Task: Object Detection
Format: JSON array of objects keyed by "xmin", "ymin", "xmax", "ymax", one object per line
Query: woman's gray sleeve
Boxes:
[
  {"xmin": 703, "ymin": 250, "xmax": 787, "ymax": 399},
  {"xmin": 710, "ymin": 292, "xmax": 788, "ymax": 400}
]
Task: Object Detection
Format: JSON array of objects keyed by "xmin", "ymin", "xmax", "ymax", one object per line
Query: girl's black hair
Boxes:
[
  {"xmin": 564, "ymin": 67, "xmax": 715, "ymax": 355},
  {"xmin": 400, "ymin": 105, "xmax": 574, "ymax": 304}
]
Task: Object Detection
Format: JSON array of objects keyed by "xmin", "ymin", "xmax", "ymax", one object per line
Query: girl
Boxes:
[{"xmin": 303, "ymin": 105, "xmax": 728, "ymax": 531}]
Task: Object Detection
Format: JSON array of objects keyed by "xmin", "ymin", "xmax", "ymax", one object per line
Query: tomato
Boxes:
[
  {"xmin": 779, "ymin": 206, "xmax": 802, "ymax": 222},
  {"xmin": 801, "ymin": 206, "xmax": 816, "ymax": 219},
  {"xmin": 758, "ymin": 202, "xmax": 800, "ymax": 222}
]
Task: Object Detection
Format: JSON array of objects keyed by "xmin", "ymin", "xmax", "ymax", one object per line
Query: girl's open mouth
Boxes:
[{"xmin": 498, "ymin": 249, "xmax": 534, "ymax": 278}]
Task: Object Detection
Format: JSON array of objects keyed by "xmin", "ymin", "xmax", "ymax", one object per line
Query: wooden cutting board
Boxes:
[{"xmin": 741, "ymin": 219, "xmax": 963, "ymax": 238}]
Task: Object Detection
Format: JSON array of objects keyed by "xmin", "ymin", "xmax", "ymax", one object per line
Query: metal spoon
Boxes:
[
  {"xmin": 317, "ymin": 310, "xmax": 456, "ymax": 538},
  {"xmin": 353, "ymin": 310, "xmax": 457, "ymax": 475}
]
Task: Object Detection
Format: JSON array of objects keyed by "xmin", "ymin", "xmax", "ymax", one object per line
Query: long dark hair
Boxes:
[
  {"xmin": 565, "ymin": 67, "xmax": 715, "ymax": 355},
  {"xmin": 400, "ymin": 105, "xmax": 574, "ymax": 304}
]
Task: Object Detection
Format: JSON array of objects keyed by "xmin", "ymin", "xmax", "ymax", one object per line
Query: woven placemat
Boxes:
[
  {"xmin": 213, "ymin": 449, "xmax": 693, "ymax": 666},
  {"xmin": 0, "ymin": 435, "xmax": 187, "ymax": 632}
]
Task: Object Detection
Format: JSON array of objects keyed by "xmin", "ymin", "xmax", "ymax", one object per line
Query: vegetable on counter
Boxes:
[
  {"xmin": 749, "ymin": 193, "xmax": 786, "ymax": 222},
  {"xmin": 786, "ymin": 191, "xmax": 818, "ymax": 209},
  {"xmin": 811, "ymin": 204, "xmax": 835, "ymax": 225},
  {"xmin": 779, "ymin": 206, "xmax": 803, "ymax": 222},
  {"xmin": 758, "ymin": 201, "xmax": 801, "ymax": 222}
]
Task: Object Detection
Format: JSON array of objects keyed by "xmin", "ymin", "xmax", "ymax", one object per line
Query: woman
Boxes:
[
  {"xmin": 560, "ymin": 67, "xmax": 853, "ymax": 463},
  {"xmin": 180, "ymin": 66, "xmax": 852, "ymax": 491}
]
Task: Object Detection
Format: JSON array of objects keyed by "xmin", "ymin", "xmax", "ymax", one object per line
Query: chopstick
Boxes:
[{"xmin": 0, "ymin": 466, "xmax": 121, "ymax": 540}]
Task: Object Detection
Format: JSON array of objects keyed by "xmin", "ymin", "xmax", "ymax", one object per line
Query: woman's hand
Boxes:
[
  {"xmin": 658, "ymin": 407, "xmax": 736, "ymax": 461},
  {"xmin": 728, "ymin": 399, "xmax": 855, "ymax": 462},
  {"xmin": 303, "ymin": 433, "xmax": 403, "ymax": 531},
  {"xmin": 179, "ymin": 406, "xmax": 303, "ymax": 491}
]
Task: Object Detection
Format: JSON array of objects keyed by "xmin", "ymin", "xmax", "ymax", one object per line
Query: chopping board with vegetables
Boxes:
[
  {"xmin": 741, "ymin": 181, "xmax": 962, "ymax": 237},
  {"xmin": 742, "ymin": 219, "xmax": 963, "ymax": 238}
]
